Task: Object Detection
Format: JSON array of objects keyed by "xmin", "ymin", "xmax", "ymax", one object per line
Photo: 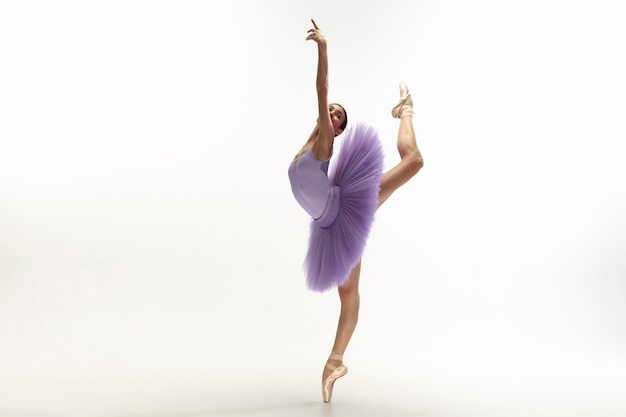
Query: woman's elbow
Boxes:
[{"xmin": 316, "ymin": 84, "xmax": 328, "ymax": 95}]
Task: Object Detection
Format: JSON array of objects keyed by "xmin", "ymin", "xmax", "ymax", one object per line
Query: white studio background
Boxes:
[{"xmin": 1, "ymin": 1, "xmax": 625, "ymax": 416}]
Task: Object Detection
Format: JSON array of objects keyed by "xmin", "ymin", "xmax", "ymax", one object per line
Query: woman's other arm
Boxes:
[{"xmin": 307, "ymin": 19, "xmax": 334, "ymax": 160}]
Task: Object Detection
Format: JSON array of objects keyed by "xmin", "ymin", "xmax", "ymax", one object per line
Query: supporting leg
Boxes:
[{"xmin": 322, "ymin": 260, "xmax": 361, "ymax": 382}]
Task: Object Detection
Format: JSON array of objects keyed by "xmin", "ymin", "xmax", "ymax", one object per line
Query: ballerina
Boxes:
[{"xmin": 288, "ymin": 19, "xmax": 424, "ymax": 402}]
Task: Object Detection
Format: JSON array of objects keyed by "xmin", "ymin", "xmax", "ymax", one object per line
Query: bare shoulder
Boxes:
[{"xmin": 311, "ymin": 139, "xmax": 332, "ymax": 161}]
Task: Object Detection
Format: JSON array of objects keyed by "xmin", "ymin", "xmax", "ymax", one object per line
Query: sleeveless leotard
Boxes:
[{"xmin": 288, "ymin": 148, "xmax": 332, "ymax": 220}]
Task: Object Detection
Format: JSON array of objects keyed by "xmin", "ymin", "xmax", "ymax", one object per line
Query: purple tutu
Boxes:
[{"xmin": 304, "ymin": 123, "xmax": 384, "ymax": 292}]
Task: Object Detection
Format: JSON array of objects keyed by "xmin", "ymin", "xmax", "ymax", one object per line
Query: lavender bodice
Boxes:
[{"xmin": 288, "ymin": 148, "xmax": 332, "ymax": 220}]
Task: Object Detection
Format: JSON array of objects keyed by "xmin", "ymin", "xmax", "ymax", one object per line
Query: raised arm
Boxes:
[{"xmin": 306, "ymin": 19, "xmax": 334, "ymax": 160}]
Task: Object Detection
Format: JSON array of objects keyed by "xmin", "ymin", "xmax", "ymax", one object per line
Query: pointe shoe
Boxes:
[
  {"xmin": 322, "ymin": 352, "xmax": 348, "ymax": 402},
  {"xmin": 391, "ymin": 81, "xmax": 414, "ymax": 119}
]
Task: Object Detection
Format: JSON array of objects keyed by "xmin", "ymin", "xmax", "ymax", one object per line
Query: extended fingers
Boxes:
[
  {"xmin": 306, "ymin": 29, "xmax": 319, "ymax": 41},
  {"xmin": 306, "ymin": 19, "xmax": 323, "ymax": 41}
]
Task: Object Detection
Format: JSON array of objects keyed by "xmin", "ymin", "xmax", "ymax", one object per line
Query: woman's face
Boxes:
[{"xmin": 329, "ymin": 104, "xmax": 346, "ymax": 135}]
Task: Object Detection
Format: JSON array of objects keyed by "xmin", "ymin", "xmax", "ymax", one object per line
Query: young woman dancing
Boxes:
[{"xmin": 287, "ymin": 19, "xmax": 424, "ymax": 402}]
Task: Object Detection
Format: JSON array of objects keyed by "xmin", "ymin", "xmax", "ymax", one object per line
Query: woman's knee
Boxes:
[
  {"xmin": 338, "ymin": 279, "xmax": 359, "ymax": 301},
  {"xmin": 338, "ymin": 268, "xmax": 360, "ymax": 301},
  {"xmin": 407, "ymin": 151, "xmax": 424, "ymax": 175}
]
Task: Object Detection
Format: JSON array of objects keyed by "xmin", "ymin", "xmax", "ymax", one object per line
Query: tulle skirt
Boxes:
[{"xmin": 304, "ymin": 123, "xmax": 384, "ymax": 292}]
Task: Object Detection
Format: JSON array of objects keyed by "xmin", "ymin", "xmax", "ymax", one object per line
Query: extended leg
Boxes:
[{"xmin": 379, "ymin": 82, "xmax": 424, "ymax": 207}]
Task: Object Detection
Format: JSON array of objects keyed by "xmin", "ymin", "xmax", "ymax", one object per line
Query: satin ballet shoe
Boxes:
[
  {"xmin": 391, "ymin": 81, "xmax": 414, "ymax": 118},
  {"xmin": 322, "ymin": 352, "xmax": 348, "ymax": 402},
  {"xmin": 400, "ymin": 105, "xmax": 414, "ymax": 118}
]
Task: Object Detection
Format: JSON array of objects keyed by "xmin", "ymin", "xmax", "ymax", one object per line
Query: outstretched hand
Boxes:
[{"xmin": 306, "ymin": 19, "xmax": 326, "ymax": 47}]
